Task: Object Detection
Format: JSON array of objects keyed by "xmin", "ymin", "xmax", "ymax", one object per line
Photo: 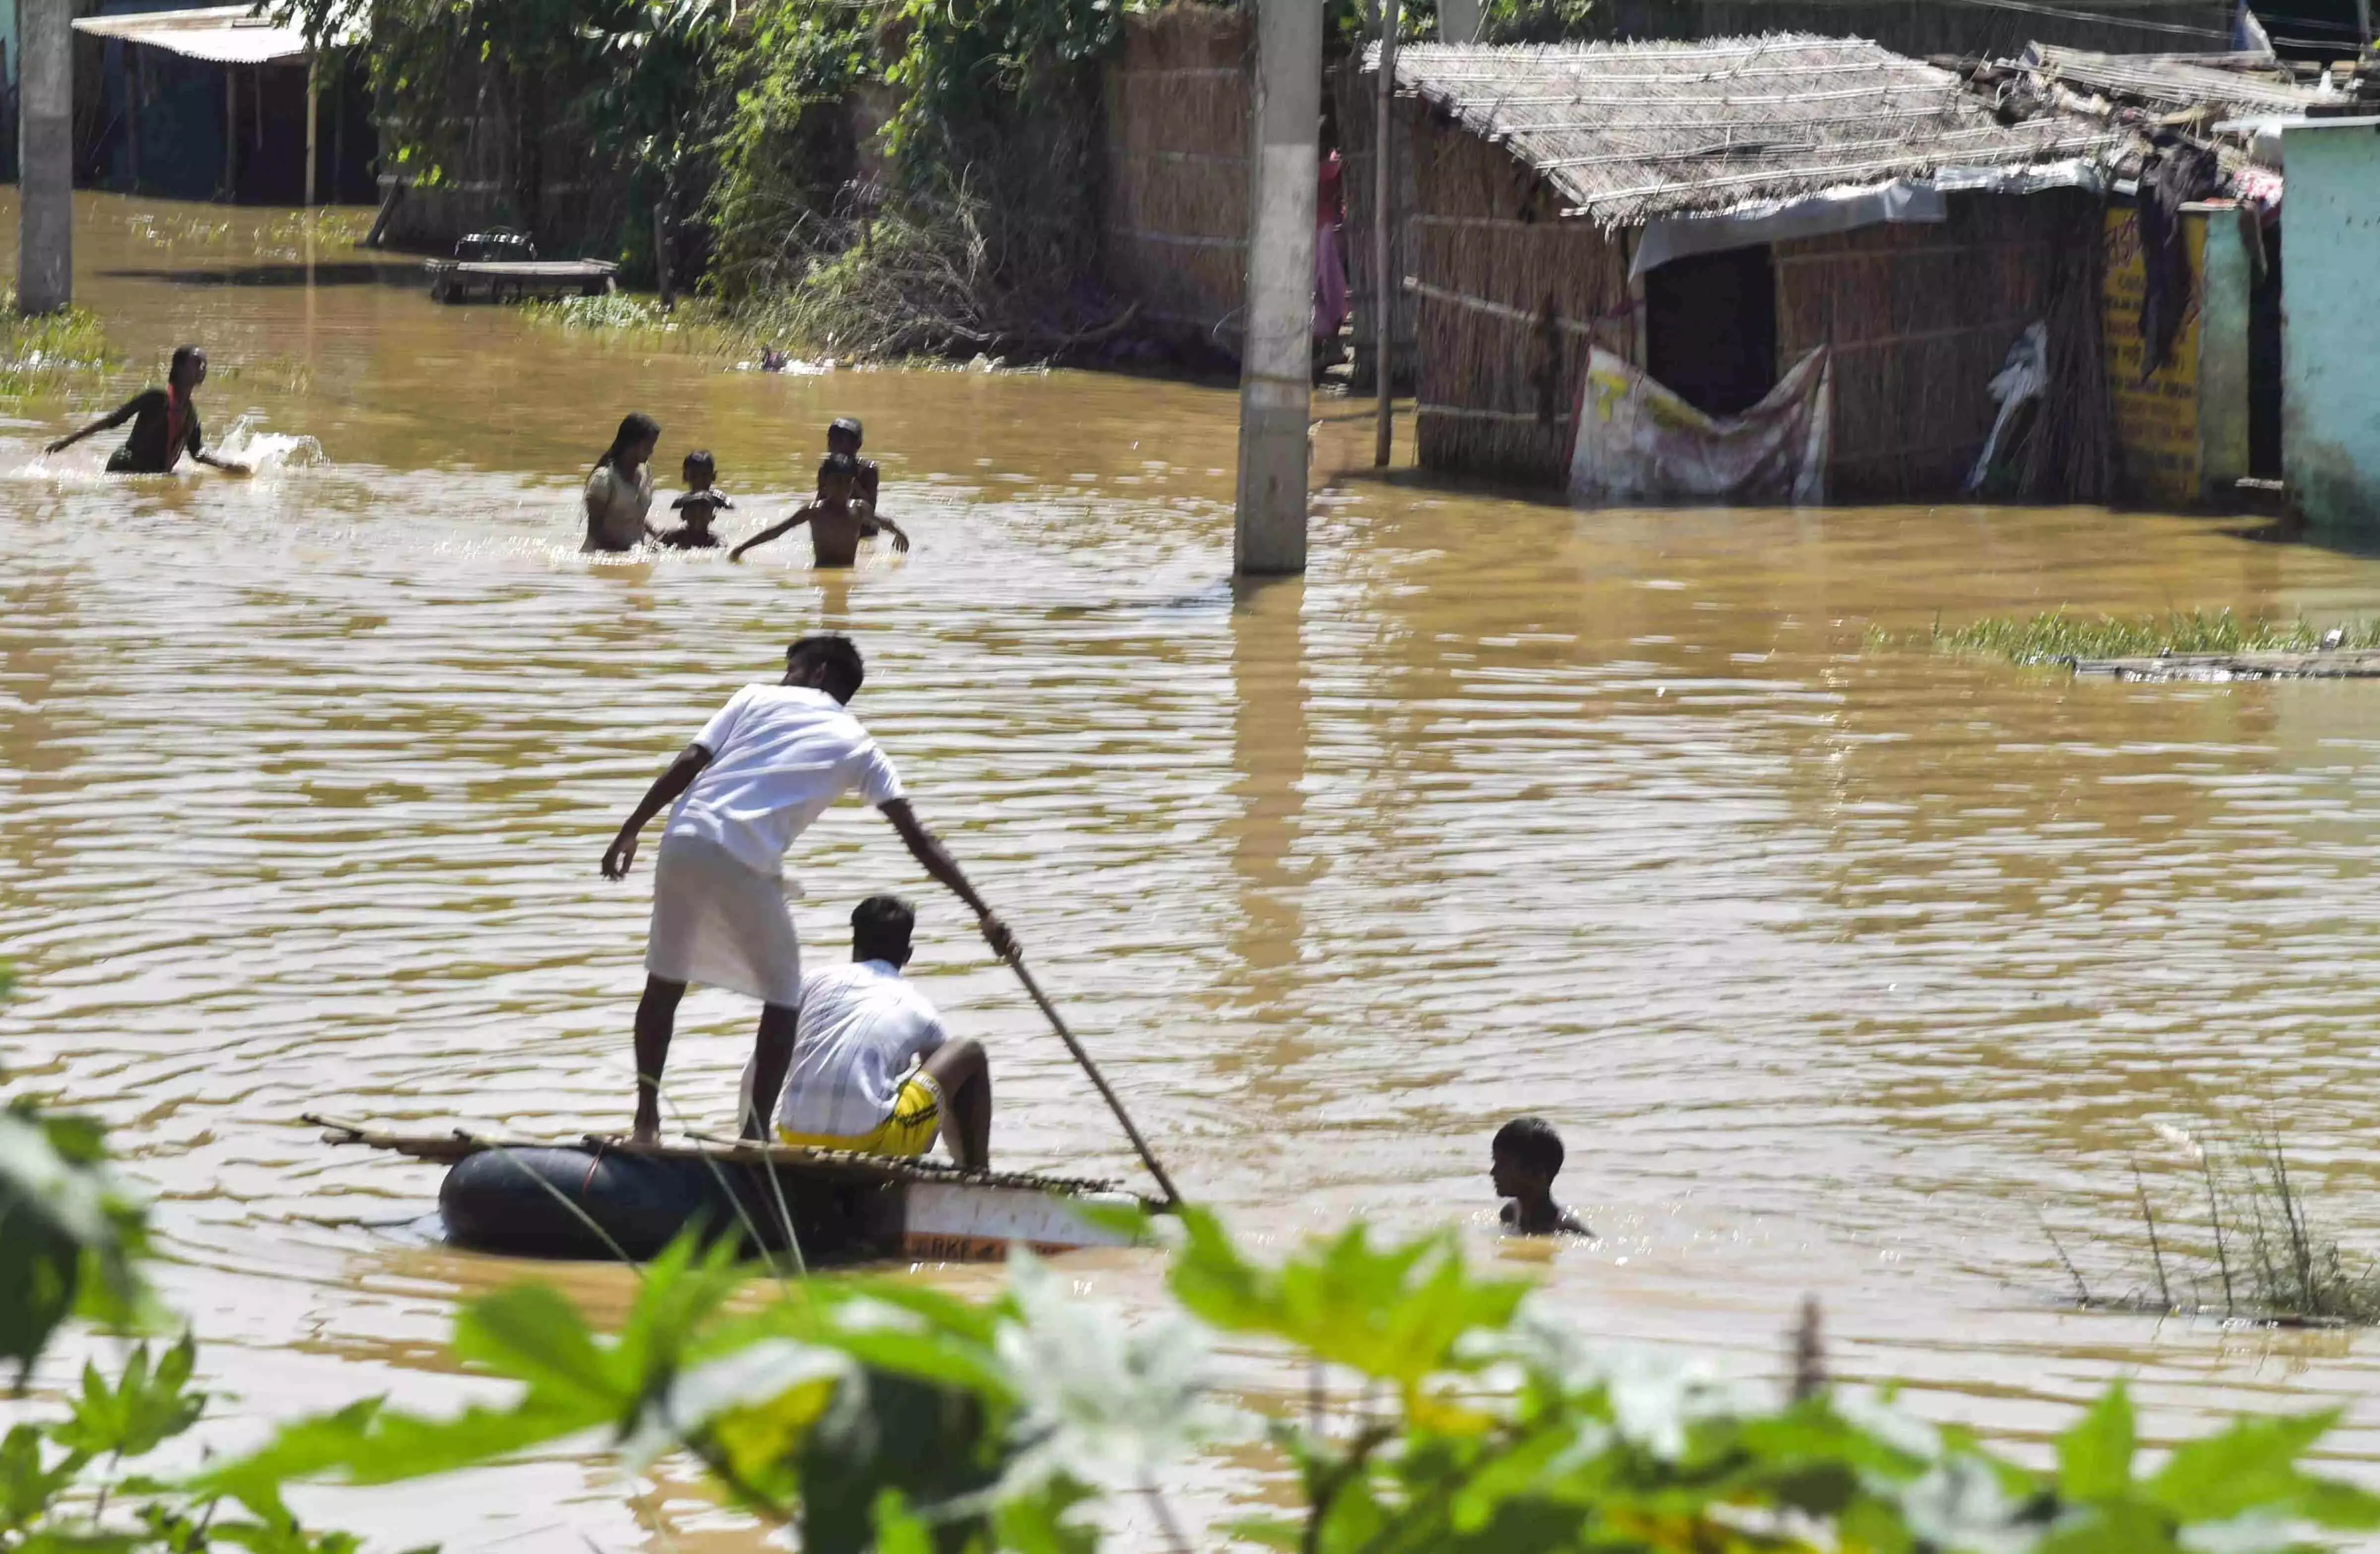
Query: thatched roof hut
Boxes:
[{"xmin": 1373, "ymin": 35, "xmax": 2126, "ymax": 501}]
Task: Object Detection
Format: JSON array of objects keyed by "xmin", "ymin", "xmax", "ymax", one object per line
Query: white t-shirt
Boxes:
[
  {"xmin": 774, "ymin": 959, "xmax": 947, "ymax": 1138},
  {"xmin": 663, "ymin": 684, "xmax": 905, "ymax": 875}
]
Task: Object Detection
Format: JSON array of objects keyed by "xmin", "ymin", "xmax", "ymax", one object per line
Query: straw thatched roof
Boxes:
[
  {"xmin": 1373, "ymin": 34, "xmax": 2120, "ymax": 227},
  {"xmin": 2018, "ymin": 44, "xmax": 2337, "ymax": 118}
]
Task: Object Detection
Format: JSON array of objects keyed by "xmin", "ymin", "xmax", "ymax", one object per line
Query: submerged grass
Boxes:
[
  {"xmin": 1879, "ymin": 608, "xmax": 2380, "ymax": 665},
  {"xmin": 0, "ymin": 293, "xmax": 115, "ymax": 401},
  {"xmin": 2053, "ymin": 1126, "xmax": 2380, "ymax": 1325}
]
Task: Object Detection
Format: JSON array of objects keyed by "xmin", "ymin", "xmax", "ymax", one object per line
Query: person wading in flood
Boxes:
[
  {"xmin": 45, "ymin": 345, "xmax": 249, "ymax": 474},
  {"xmin": 728, "ymin": 452, "xmax": 910, "ymax": 569},
  {"xmin": 583, "ymin": 412, "xmax": 661, "ymax": 553},
  {"xmin": 599, "ymin": 633, "xmax": 1012, "ymax": 1143}
]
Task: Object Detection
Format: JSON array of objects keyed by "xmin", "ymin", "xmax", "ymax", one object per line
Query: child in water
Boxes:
[
  {"xmin": 46, "ymin": 344, "xmax": 249, "ymax": 474},
  {"xmin": 730, "ymin": 453, "xmax": 910, "ymax": 569},
  {"xmin": 1493, "ymin": 1117, "xmax": 1591, "ymax": 1237},
  {"xmin": 583, "ymin": 412, "xmax": 661, "ymax": 553},
  {"xmin": 660, "ymin": 450, "xmax": 732, "ymax": 549},
  {"xmin": 827, "ymin": 417, "xmax": 884, "ymax": 535}
]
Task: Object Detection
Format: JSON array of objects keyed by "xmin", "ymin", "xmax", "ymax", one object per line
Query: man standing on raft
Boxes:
[{"xmin": 599, "ymin": 633, "xmax": 1013, "ymax": 1144}]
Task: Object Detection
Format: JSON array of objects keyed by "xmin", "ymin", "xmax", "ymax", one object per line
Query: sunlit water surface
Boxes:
[{"xmin": 11, "ymin": 195, "xmax": 2380, "ymax": 1548}]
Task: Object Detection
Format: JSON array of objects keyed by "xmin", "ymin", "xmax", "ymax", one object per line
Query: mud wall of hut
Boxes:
[{"xmin": 1101, "ymin": 5, "xmax": 1251, "ymax": 354}]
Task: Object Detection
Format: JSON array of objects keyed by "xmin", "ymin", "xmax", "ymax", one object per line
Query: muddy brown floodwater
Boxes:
[{"xmin": 13, "ymin": 192, "xmax": 2380, "ymax": 1547}]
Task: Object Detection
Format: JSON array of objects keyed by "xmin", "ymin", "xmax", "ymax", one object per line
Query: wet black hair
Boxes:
[
  {"xmin": 828, "ymin": 416, "xmax": 863, "ymax": 447},
  {"xmin": 169, "ymin": 345, "xmax": 205, "ymax": 384},
  {"xmin": 594, "ymin": 411, "xmax": 661, "ymax": 474},
  {"xmin": 818, "ymin": 451, "xmax": 859, "ymax": 486},
  {"xmin": 786, "ymin": 632, "xmax": 865, "ymax": 703},
  {"xmin": 851, "ymin": 894, "xmax": 916, "ymax": 965},
  {"xmin": 683, "ymin": 449, "xmax": 716, "ymax": 478},
  {"xmin": 1492, "ymin": 1117, "xmax": 1564, "ymax": 1178}
]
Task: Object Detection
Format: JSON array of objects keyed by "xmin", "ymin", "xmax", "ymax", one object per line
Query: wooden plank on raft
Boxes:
[{"xmin": 302, "ymin": 1112, "xmax": 1149, "ymax": 1203}]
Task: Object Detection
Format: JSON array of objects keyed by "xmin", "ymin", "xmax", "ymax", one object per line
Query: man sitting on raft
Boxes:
[
  {"xmin": 599, "ymin": 633, "xmax": 1012, "ymax": 1145},
  {"xmin": 46, "ymin": 345, "xmax": 249, "ymax": 474},
  {"xmin": 762, "ymin": 894, "xmax": 992, "ymax": 1169}
]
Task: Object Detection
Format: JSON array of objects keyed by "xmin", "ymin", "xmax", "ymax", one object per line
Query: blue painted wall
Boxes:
[{"xmin": 2282, "ymin": 118, "xmax": 2380, "ymax": 532}]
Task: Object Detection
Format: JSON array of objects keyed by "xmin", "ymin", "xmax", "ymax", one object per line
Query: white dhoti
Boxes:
[{"xmin": 644, "ymin": 834, "xmax": 803, "ymax": 1007}]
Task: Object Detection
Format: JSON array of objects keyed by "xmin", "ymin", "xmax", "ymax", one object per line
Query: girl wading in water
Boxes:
[
  {"xmin": 46, "ymin": 345, "xmax": 249, "ymax": 474},
  {"xmin": 584, "ymin": 411, "xmax": 661, "ymax": 552}
]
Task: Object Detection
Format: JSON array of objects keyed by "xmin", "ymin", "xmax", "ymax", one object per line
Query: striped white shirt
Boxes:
[{"xmin": 774, "ymin": 960, "xmax": 947, "ymax": 1138}]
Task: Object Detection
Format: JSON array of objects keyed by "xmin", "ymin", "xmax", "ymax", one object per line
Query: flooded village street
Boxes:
[{"xmin": 17, "ymin": 192, "xmax": 2380, "ymax": 1546}]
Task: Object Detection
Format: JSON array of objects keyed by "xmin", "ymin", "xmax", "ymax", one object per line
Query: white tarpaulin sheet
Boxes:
[
  {"xmin": 1568, "ymin": 345, "xmax": 1833, "ymax": 506},
  {"xmin": 1629, "ymin": 160, "xmax": 2108, "ymax": 279},
  {"xmin": 71, "ymin": 6, "xmax": 355, "ymax": 65}
]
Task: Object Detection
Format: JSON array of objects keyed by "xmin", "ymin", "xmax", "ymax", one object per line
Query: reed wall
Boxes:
[
  {"xmin": 1405, "ymin": 105, "xmax": 2091, "ymax": 499},
  {"xmin": 1774, "ymin": 192, "xmax": 2072, "ymax": 499},
  {"xmin": 1101, "ymin": 4, "xmax": 1252, "ymax": 350},
  {"xmin": 1407, "ymin": 115, "xmax": 1636, "ymax": 484}
]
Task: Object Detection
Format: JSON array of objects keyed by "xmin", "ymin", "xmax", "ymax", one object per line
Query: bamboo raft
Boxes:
[
  {"xmin": 308, "ymin": 1113, "xmax": 1153, "ymax": 1265},
  {"xmin": 424, "ymin": 259, "xmax": 619, "ymax": 304},
  {"xmin": 2073, "ymin": 649, "xmax": 2380, "ymax": 682}
]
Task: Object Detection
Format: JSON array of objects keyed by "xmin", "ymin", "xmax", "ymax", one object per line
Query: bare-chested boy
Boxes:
[{"xmin": 729, "ymin": 453, "xmax": 910, "ymax": 569}]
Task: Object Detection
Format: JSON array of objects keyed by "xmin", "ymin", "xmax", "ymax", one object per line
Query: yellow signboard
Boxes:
[{"xmin": 2102, "ymin": 206, "xmax": 2204, "ymax": 509}]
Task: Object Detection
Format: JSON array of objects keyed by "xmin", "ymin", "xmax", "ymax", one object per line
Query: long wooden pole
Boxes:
[
  {"xmin": 1372, "ymin": 0, "xmax": 1398, "ymax": 467},
  {"xmin": 1005, "ymin": 951, "xmax": 1181, "ymax": 1207}
]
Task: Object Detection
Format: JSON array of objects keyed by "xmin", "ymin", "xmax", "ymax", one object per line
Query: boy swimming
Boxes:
[
  {"xmin": 46, "ymin": 345, "xmax": 250, "ymax": 474},
  {"xmin": 1492, "ymin": 1117, "xmax": 1592, "ymax": 1237},
  {"xmin": 827, "ymin": 417, "xmax": 884, "ymax": 535},
  {"xmin": 660, "ymin": 450, "xmax": 732, "ymax": 549},
  {"xmin": 729, "ymin": 453, "xmax": 910, "ymax": 569}
]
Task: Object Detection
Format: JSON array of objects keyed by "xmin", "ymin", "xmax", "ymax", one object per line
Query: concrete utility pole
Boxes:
[
  {"xmin": 1234, "ymin": 0, "xmax": 1323, "ymax": 577},
  {"xmin": 17, "ymin": 0, "xmax": 73, "ymax": 313},
  {"xmin": 1373, "ymin": 0, "xmax": 1398, "ymax": 468},
  {"xmin": 1440, "ymin": 0, "xmax": 1484, "ymax": 42}
]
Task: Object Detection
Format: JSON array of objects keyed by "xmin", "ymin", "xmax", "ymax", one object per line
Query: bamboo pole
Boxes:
[
  {"xmin": 1005, "ymin": 952, "xmax": 1181, "ymax": 1207},
  {"xmin": 1373, "ymin": 0, "xmax": 1398, "ymax": 467},
  {"xmin": 224, "ymin": 65, "xmax": 237, "ymax": 199}
]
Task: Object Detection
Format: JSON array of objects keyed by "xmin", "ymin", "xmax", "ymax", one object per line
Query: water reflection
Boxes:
[{"xmin": 9, "ymin": 194, "xmax": 2380, "ymax": 1547}]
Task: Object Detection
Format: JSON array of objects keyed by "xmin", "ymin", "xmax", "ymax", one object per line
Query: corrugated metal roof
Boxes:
[
  {"xmin": 71, "ymin": 6, "xmax": 352, "ymax": 66},
  {"xmin": 1369, "ymin": 34, "xmax": 2120, "ymax": 226}
]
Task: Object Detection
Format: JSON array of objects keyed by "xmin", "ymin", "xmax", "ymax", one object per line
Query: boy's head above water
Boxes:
[
  {"xmin": 817, "ymin": 452, "xmax": 859, "ymax": 501},
  {"xmin": 1491, "ymin": 1115, "xmax": 1564, "ymax": 1201},
  {"xmin": 169, "ymin": 344, "xmax": 207, "ymax": 391},
  {"xmin": 683, "ymin": 449, "xmax": 716, "ymax": 490},
  {"xmin": 827, "ymin": 417, "xmax": 864, "ymax": 456}
]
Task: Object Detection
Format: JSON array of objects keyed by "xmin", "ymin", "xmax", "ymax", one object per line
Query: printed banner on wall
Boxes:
[
  {"xmin": 1567, "ymin": 346, "xmax": 1832, "ymax": 507},
  {"xmin": 2102, "ymin": 205, "xmax": 2204, "ymax": 509}
]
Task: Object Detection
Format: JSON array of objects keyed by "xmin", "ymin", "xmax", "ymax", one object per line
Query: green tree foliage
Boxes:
[{"xmin": 205, "ymin": 1203, "xmax": 2380, "ymax": 1554}]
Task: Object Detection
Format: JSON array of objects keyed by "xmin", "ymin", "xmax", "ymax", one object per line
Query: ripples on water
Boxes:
[{"xmin": 9, "ymin": 194, "xmax": 2380, "ymax": 1546}]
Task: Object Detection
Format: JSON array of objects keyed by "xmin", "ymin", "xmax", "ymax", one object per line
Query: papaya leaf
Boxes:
[
  {"xmin": 195, "ymin": 1389, "xmax": 608, "ymax": 1504},
  {"xmin": 994, "ymin": 1251, "xmax": 1233, "ymax": 1496},
  {"xmin": 871, "ymin": 1489, "xmax": 935, "ymax": 1554},
  {"xmin": 451, "ymin": 1285, "xmax": 622, "ymax": 1415},
  {"xmin": 1, "ymin": 1423, "xmax": 78, "ymax": 1535},
  {"xmin": 49, "ymin": 1336, "xmax": 205, "ymax": 1461},
  {"xmin": 2147, "ymin": 1410, "xmax": 2377, "ymax": 1527},
  {"xmin": 616, "ymin": 1337, "xmax": 851, "ymax": 1468},
  {"xmin": 2057, "ymin": 1384, "xmax": 2136, "ymax": 1503}
]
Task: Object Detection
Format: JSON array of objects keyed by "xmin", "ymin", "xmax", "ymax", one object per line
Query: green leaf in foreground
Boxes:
[{"xmin": 2056, "ymin": 1381, "xmax": 2135, "ymax": 1502}]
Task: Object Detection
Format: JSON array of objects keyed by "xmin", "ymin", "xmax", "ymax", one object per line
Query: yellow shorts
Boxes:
[{"xmin": 778, "ymin": 1072, "xmax": 943, "ymax": 1159}]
